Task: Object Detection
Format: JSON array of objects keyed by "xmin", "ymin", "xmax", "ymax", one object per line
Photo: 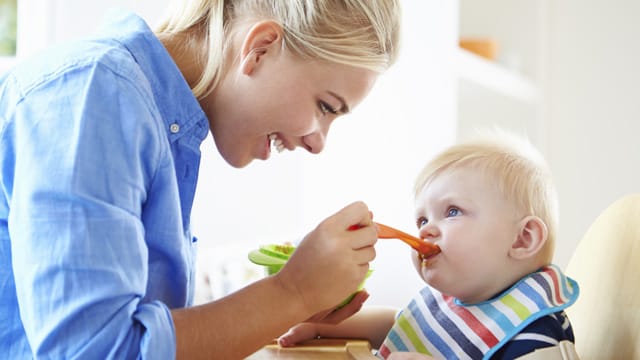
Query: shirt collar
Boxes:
[{"xmin": 96, "ymin": 10, "xmax": 209, "ymax": 145}]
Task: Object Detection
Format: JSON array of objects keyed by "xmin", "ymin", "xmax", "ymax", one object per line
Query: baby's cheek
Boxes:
[{"xmin": 410, "ymin": 251, "xmax": 422, "ymax": 270}]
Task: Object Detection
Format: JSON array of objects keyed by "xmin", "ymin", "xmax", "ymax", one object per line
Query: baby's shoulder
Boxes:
[{"xmin": 492, "ymin": 311, "xmax": 575, "ymax": 359}]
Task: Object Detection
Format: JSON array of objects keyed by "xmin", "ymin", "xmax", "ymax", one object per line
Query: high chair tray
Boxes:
[{"xmin": 245, "ymin": 338, "xmax": 377, "ymax": 359}]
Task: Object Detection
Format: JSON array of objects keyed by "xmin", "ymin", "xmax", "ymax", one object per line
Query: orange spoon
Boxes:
[{"xmin": 375, "ymin": 222, "xmax": 441, "ymax": 257}]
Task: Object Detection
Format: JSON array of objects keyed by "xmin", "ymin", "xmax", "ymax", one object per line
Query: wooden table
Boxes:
[{"xmin": 245, "ymin": 338, "xmax": 378, "ymax": 359}]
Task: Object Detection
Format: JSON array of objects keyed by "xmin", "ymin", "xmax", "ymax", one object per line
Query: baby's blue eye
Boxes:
[
  {"xmin": 416, "ymin": 217, "xmax": 428, "ymax": 228},
  {"xmin": 447, "ymin": 208, "xmax": 460, "ymax": 217}
]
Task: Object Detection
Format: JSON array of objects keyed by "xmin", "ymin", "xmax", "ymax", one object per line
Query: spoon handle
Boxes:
[{"xmin": 375, "ymin": 222, "xmax": 441, "ymax": 256}]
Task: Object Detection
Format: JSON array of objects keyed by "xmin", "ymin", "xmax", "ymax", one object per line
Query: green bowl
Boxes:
[
  {"xmin": 248, "ymin": 243, "xmax": 373, "ymax": 308},
  {"xmin": 336, "ymin": 269, "xmax": 373, "ymax": 308},
  {"xmin": 265, "ymin": 263, "xmax": 285, "ymax": 276}
]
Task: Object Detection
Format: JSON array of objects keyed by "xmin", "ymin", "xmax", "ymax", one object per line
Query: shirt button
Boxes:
[{"xmin": 170, "ymin": 123, "xmax": 180, "ymax": 133}]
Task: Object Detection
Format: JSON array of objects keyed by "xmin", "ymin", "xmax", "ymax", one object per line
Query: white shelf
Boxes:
[{"xmin": 455, "ymin": 48, "xmax": 539, "ymax": 104}]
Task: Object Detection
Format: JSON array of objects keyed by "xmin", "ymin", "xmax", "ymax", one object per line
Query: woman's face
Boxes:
[
  {"xmin": 412, "ymin": 167, "xmax": 522, "ymax": 303},
  {"xmin": 204, "ymin": 41, "xmax": 378, "ymax": 168}
]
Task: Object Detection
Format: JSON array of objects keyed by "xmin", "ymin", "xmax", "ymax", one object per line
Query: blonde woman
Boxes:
[
  {"xmin": 0, "ymin": 1, "xmax": 401, "ymax": 358},
  {"xmin": 279, "ymin": 131, "xmax": 580, "ymax": 359}
]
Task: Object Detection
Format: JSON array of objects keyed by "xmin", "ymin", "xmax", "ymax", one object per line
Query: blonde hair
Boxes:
[
  {"xmin": 414, "ymin": 130, "xmax": 559, "ymax": 263},
  {"xmin": 156, "ymin": 0, "xmax": 401, "ymax": 98}
]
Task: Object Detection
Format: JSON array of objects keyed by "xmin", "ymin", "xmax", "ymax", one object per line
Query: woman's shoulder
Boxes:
[
  {"xmin": 8, "ymin": 37, "xmax": 140, "ymax": 97},
  {"xmin": 10, "ymin": 12, "xmax": 154, "ymax": 88}
]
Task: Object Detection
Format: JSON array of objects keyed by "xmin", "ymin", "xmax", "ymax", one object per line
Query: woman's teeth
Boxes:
[{"xmin": 269, "ymin": 134, "xmax": 285, "ymax": 153}]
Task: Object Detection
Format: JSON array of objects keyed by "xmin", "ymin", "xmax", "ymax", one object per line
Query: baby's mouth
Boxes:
[
  {"xmin": 269, "ymin": 133, "xmax": 286, "ymax": 153},
  {"xmin": 418, "ymin": 251, "xmax": 439, "ymax": 266}
]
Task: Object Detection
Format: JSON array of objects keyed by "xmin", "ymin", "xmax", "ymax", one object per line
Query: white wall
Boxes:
[
  {"xmin": 548, "ymin": 0, "xmax": 640, "ymax": 268},
  {"xmin": 16, "ymin": 0, "xmax": 168, "ymax": 57}
]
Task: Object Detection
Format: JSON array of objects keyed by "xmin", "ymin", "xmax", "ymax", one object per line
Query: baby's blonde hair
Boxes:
[
  {"xmin": 156, "ymin": 0, "xmax": 401, "ymax": 98},
  {"xmin": 414, "ymin": 130, "xmax": 558, "ymax": 263}
]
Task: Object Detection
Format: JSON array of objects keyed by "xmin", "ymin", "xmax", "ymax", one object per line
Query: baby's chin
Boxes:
[
  {"xmin": 421, "ymin": 273, "xmax": 481, "ymax": 302},
  {"xmin": 418, "ymin": 268, "xmax": 440, "ymax": 288}
]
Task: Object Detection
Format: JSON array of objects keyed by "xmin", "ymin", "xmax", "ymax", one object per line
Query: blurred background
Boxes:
[{"xmin": 2, "ymin": 0, "xmax": 638, "ymax": 308}]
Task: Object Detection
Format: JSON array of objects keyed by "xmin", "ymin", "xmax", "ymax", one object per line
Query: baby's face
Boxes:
[{"xmin": 412, "ymin": 167, "xmax": 523, "ymax": 303}]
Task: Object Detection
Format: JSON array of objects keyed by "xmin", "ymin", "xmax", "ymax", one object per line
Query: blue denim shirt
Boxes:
[{"xmin": 0, "ymin": 11, "xmax": 209, "ymax": 358}]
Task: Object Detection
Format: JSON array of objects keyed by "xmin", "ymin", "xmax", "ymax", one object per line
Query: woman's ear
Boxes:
[
  {"xmin": 509, "ymin": 216, "xmax": 548, "ymax": 260},
  {"xmin": 239, "ymin": 20, "xmax": 284, "ymax": 75}
]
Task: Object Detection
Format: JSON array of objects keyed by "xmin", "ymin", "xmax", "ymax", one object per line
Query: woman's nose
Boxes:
[{"xmin": 302, "ymin": 130, "xmax": 327, "ymax": 154}]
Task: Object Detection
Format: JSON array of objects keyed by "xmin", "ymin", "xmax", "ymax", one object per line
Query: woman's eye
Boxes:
[
  {"xmin": 416, "ymin": 217, "xmax": 428, "ymax": 228},
  {"xmin": 319, "ymin": 101, "xmax": 338, "ymax": 115},
  {"xmin": 447, "ymin": 207, "xmax": 461, "ymax": 217}
]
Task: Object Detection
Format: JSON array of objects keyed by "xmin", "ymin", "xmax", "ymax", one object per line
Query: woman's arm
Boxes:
[{"xmin": 173, "ymin": 201, "xmax": 379, "ymax": 359}]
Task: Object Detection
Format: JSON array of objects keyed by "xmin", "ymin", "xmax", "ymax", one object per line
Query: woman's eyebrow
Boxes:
[{"xmin": 328, "ymin": 91, "xmax": 350, "ymax": 114}]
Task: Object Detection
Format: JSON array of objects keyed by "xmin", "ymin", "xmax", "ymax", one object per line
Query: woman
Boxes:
[{"xmin": 0, "ymin": 0, "xmax": 400, "ymax": 358}]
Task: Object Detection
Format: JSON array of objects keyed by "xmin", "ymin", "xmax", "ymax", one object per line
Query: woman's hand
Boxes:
[
  {"xmin": 274, "ymin": 201, "xmax": 377, "ymax": 317},
  {"xmin": 304, "ymin": 290, "xmax": 370, "ymax": 324}
]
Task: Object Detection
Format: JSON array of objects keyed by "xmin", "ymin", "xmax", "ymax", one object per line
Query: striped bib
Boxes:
[{"xmin": 378, "ymin": 264, "xmax": 579, "ymax": 359}]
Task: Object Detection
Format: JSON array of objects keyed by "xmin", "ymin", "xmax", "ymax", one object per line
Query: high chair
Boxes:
[{"xmin": 564, "ymin": 193, "xmax": 640, "ymax": 359}]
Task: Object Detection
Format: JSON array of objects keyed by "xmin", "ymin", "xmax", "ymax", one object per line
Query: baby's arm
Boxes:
[{"xmin": 278, "ymin": 306, "xmax": 398, "ymax": 349}]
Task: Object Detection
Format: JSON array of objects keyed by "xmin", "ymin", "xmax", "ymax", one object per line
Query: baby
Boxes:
[{"xmin": 278, "ymin": 130, "xmax": 580, "ymax": 359}]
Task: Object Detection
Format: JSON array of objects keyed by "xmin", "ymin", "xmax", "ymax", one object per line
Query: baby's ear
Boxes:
[{"xmin": 509, "ymin": 216, "xmax": 548, "ymax": 260}]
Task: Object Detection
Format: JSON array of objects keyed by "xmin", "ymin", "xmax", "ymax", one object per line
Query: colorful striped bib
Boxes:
[{"xmin": 378, "ymin": 265, "xmax": 579, "ymax": 359}]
